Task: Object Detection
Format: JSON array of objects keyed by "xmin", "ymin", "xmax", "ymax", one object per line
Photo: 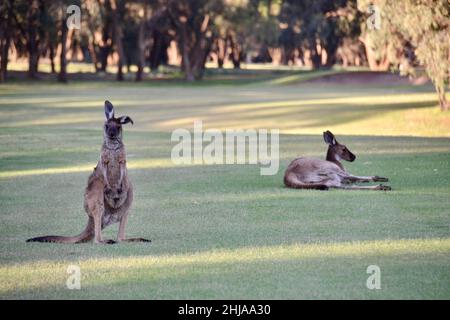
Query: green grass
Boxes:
[{"xmin": 0, "ymin": 73, "xmax": 449, "ymax": 299}]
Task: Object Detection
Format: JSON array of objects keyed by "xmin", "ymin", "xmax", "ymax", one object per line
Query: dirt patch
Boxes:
[{"xmin": 306, "ymin": 71, "xmax": 429, "ymax": 86}]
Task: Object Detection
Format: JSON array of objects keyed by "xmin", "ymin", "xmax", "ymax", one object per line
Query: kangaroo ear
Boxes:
[
  {"xmin": 118, "ymin": 116, "xmax": 134, "ymax": 125},
  {"xmin": 104, "ymin": 100, "xmax": 114, "ymax": 120},
  {"xmin": 323, "ymin": 130, "xmax": 336, "ymax": 145}
]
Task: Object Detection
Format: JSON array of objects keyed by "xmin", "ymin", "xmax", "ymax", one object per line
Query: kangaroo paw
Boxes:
[
  {"xmin": 373, "ymin": 176, "xmax": 389, "ymax": 182},
  {"xmin": 96, "ymin": 239, "xmax": 117, "ymax": 244},
  {"xmin": 120, "ymin": 238, "xmax": 152, "ymax": 243},
  {"xmin": 376, "ymin": 184, "xmax": 392, "ymax": 191}
]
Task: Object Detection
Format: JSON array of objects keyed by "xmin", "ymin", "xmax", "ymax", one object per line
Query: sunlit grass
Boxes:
[
  {"xmin": 0, "ymin": 84, "xmax": 449, "ymax": 136},
  {"xmin": 0, "ymin": 158, "xmax": 180, "ymax": 179}
]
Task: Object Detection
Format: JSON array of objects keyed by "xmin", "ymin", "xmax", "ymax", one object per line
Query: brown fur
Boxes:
[
  {"xmin": 284, "ymin": 131, "xmax": 391, "ymax": 191},
  {"xmin": 27, "ymin": 101, "xmax": 150, "ymax": 244}
]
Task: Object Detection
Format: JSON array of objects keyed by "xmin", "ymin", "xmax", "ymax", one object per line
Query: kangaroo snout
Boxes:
[{"xmin": 105, "ymin": 124, "xmax": 120, "ymax": 138}]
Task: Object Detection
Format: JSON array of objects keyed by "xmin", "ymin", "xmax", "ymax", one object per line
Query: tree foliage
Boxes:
[{"xmin": 358, "ymin": 0, "xmax": 450, "ymax": 110}]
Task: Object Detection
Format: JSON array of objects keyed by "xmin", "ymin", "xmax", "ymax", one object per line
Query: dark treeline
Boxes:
[
  {"xmin": 0, "ymin": 0, "xmax": 365, "ymax": 81},
  {"xmin": 0, "ymin": 0, "xmax": 448, "ymax": 109}
]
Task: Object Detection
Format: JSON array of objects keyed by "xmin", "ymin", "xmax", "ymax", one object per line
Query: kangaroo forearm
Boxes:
[
  {"xmin": 118, "ymin": 161, "xmax": 126, "ymax": 187},
  {"xmin": 102, "ymin": 166, "xmax": 111, "ymax": 188}
]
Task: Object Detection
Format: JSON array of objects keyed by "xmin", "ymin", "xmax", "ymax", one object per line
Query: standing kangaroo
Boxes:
[
  {"xmin": 284, "ymin": 130, "xmax": 391, "ymax": 191},
  {"xmin": 27, "ymin": 101, "xmax": 150, "ymax": 244}
]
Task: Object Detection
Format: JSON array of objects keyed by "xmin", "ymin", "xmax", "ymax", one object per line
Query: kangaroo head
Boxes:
[
  {"xmin": 323, "ymin": 130, "xmax": 356, "ymax": 162},
  {"xmin": 104, "ymin": 100, "xmax": 133, "ymax": 141}
]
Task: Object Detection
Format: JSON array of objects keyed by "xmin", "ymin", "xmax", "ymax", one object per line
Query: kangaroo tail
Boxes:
[
  {"xmin": 26, "ymin": 235, "xmax": 85, "ymax": 243},
  {"xmin": 26, "ymin": 218, "xmax": 94, "ymax": 244},
  {"xmin": 284, "ymin": 173, "xmax": 329, "ymax": 190}
]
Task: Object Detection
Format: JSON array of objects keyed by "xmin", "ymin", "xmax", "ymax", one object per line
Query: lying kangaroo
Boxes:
[
  {"xmin": 27, "ymin": 101, "xmax": 150, "ymax": 244},
  {"xmin": 284, "ymin": 130, "xmax": 391, "ymax": 191}
]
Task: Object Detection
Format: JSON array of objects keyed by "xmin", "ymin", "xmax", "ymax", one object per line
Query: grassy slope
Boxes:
[{"xmin": 0, "ymin": 75, "xmax": 449, "ymax": 299}]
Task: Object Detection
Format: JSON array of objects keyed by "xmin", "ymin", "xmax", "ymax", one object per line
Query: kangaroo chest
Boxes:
[{"xmin": 101, "ymin": 149, "xmax": 126, "ymax": 186}]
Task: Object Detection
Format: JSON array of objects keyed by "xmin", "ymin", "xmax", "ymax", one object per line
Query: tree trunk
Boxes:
[
  {"xmin": 28, "ymin": 50, "xmax": 39, "ymax": 79},
  {"xmin": 0, "ymin": 39, "xmax": 4, "ymax": 83},
  {"xmin": 437, "ymin": 86, "xmax": 449, "ymax": 111},
  {"xmin": 110, "ymin": 0, "xmax": 125, "ymax": 81},
  {"xmin": 309, "ymin": 39, "xmax": 321, "ymax": 69},
  {"xmin": 85, "ymin": 5, "xmax": 100, "ymax": 72},
  {"xmin": 28, "ymin": 35, "xmax": 40, "ymax": 79},
  {"xmin": 0, "ymin": 31, "xmax": 11, "ymax": 82},
  {"xmin": 57, "ymin": 15, "xmax": 68, "ymax": 83},
  {"xmin": 180, "ymin": 26, "xmax": 195, "ymax": 81},
  {"xmin": 216, "ymin": 37, "xmax": 227, "ymax": 68},
  {"xmin": 0, "ymin": 0, "xmax": 13, "ymax": 82},
  {"xmin": 359, "ymin": 35, "xmax": 390, "ymax": 71},
  {"xmin": 227, "ymin": 33, "xmax": 241, "ymax": 69},
  {"xmin": 88, "ymin": 40, "xmax": 99, "ymax": 72},
  {"xmin": 27, "ymin": 0, "xmax": 41, "ymax": 79},
  {"xmin": 254, "ymin": 44, "xmax": 272, "ymax": 64},
  {"xmin": 149, "ymin": 30, "xmax": 164, "ymax": 71},
  {"xmin": 282, "ymin": 45, "xmax": 295, "ymax": 65},
  {"xmin": 126, "ymin": 59, "xmax": 131, "ymax": 73},
  {"xmin": 194, "ymin": 33, "xmax": 213, "ymax": 80},
  {"xmin": 169, "ymin": 4, "xmax": 211, "ymax": 81},
  {"xmin": 99, "ymin": 47, "xmax": 109, "ymax": 72},
  {"xmin": 116, "ymin": 56, "xmax": 124, "ymax": 81},
  {"xmin": 137, "ymin": 6, "xmax": 168, "ymax": 80},
  {"xmin": 49, "ymin": 42, "xmax": 56, "ymax": 73},
  {"xmin": 0, "ymin": 37, "xmax": 4, "ymax": 82},
  {"xmin": 135, "ymin": 11, "xmax": 146, "ymax": 81},
  {"xmin": 324, "ymin": 38, "xmax": 338, "ymax": 68},
  {"xmin": 297, "ymin": 47, "xmax": 305, "ymax": 66},
  {"xmin": 325, "ymin": 49, "xmax": 336, "ymax": 68},
  {"xmin": 98, "ymin": 22, "xmax": 111, "ymax": 72}
]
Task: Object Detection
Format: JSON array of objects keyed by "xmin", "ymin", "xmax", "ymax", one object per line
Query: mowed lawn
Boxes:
[{"xmin": 0, "ymin": 77, "xmax": 449, "ymax": 299}]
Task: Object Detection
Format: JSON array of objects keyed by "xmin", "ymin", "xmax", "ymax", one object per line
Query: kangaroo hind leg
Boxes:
[
  {"xmin": 343, "ymin": 175, "xmax": 389, "ymax": 183},
  {"xmin": 117, "ymin": 213, "xmax": 151, "ymax": 243},
  {"xmin": 337, "ymin": 184, "xmax": 391, "ymax": 191},
  {"xmin": 84, "ymin": 178, "xmax": 116, "ymax": 244}
]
